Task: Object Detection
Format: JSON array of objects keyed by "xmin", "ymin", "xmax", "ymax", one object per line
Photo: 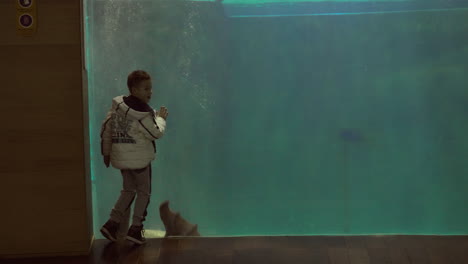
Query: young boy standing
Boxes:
[{"xmin": 99, "ymin": 70, "xmax": 169, "ymax": 245}]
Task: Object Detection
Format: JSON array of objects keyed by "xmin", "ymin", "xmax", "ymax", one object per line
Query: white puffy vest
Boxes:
[{"xmin": 101, "ymin": 96, "xmax": 166, "ymax": 170}]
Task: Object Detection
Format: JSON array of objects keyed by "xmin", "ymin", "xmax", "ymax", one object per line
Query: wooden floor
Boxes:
[{"xmin": 3, "ymin": 235, "xmax": 468, "ymax": 264}]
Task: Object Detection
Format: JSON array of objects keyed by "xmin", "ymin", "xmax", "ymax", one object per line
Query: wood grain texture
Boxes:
[
  {"xmin": 347, "ymin": 248, "xmax": 370, "ymax": 264},
  {"xmin": 0, "ymin": 0, "xmax": 90, "ymax": 257},
  {"xmin": 328, "ymin": 247, "xmax": 349, "ymax": 264},
  {"xmin": 0, "ymin": 0, "xmax": 81, "ymax": 46},
  {"xmin": 2, "ymin": 236, "xmax": 468, "ymax": 264}
]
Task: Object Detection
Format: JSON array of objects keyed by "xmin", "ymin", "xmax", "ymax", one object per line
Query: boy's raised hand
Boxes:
[{"xmin": 157, "ymin": 106, "xmax": 169, "ymax": 120}]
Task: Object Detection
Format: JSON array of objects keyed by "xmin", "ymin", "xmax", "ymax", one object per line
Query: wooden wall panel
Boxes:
[
  {"xmin": 0, "ymin": 0, "xmax": 92, "ymax": 258},
  {"xmin": 0, "ymin": 0, "xmax": 81, "ymax": 46}
]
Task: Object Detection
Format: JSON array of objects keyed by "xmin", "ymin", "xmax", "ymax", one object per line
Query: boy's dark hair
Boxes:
[{"xmin": 127, "ymin": 70, "xmax": 151, "ymax": 92}]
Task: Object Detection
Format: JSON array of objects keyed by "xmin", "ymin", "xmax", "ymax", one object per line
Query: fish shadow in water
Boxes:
[{"xmin": 340, "ymin": 129, "xmax": 364, "ymax": 142}]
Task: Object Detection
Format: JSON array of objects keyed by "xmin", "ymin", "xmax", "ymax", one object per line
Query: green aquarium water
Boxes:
[{"xmin": 84, "ymin": 0, "xmax": 468, "ymax": 238}]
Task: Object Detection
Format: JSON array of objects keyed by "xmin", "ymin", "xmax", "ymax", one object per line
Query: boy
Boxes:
[{"xmin": 99, "ymin": 70, "xmax": 168, "ymax": 245}]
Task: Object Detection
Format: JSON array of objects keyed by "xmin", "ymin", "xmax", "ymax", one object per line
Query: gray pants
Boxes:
[{"xmin": 110, "ymin": 165, "xmax": 152, "ymax": 227}]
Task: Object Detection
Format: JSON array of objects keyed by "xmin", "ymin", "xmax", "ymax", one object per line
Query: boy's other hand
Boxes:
[
  {"xmin": 104, "ymin": 155, "xmax": 110, "ymax": 168},
  {"xmin": 158, "ymin": 106, "xmax": 169, "ymax": 120}
]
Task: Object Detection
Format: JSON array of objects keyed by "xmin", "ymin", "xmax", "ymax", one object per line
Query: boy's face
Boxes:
[{"xmin": 131, "ymin": 79, "xmax": 153, "ymax": 104}]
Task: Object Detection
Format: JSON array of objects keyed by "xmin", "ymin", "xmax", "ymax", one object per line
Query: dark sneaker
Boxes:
[
  {"xmin": 126, "ymin": 225, "xmax": 146, "ymax": 245},
  {"xmin": 100, "ymin": 219, "xmax": 119, "ymax": 242}
]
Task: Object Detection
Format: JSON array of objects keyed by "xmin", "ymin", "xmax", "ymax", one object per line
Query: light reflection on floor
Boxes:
[{"xmin": 144, "ymin": 229, "xmax": 166, "ymax": 238}]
